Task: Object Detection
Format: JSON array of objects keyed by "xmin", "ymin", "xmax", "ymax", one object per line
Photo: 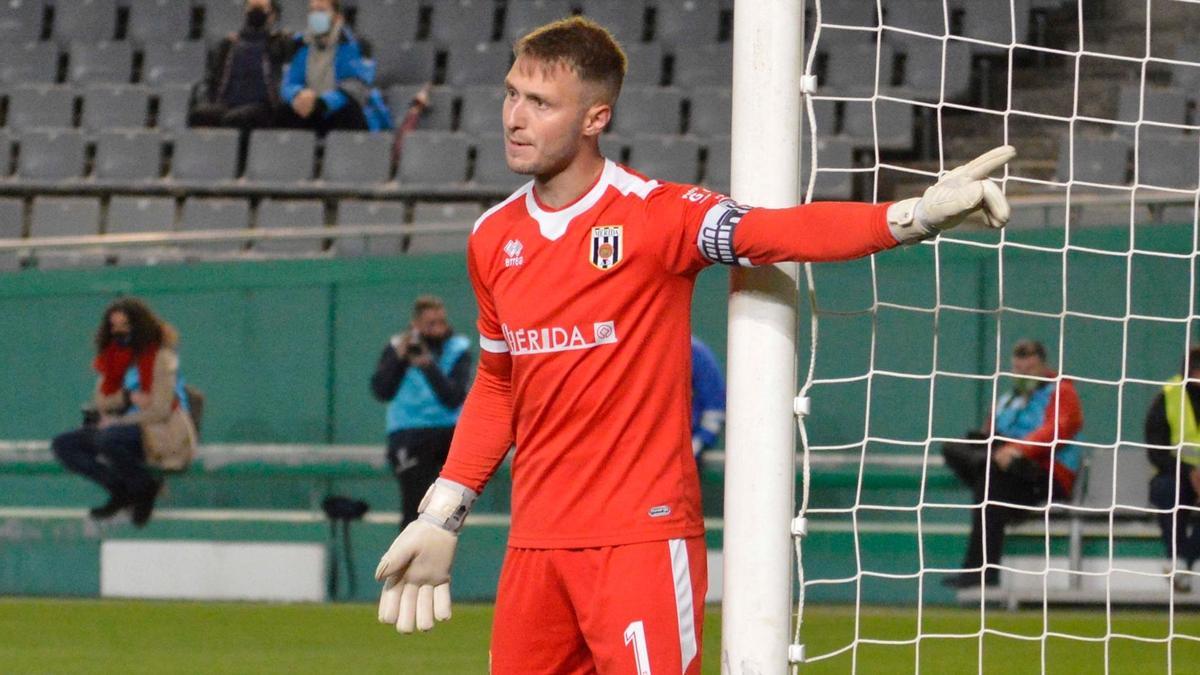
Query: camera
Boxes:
[{"xmin": 406, "ymin": 332, "xmax": 427, "ymax": 357}]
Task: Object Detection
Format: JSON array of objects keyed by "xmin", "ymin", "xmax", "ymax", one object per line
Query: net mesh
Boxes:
[{"xmin": 792, "ymin": 0, "xmax": 1200, "ymax": 671}]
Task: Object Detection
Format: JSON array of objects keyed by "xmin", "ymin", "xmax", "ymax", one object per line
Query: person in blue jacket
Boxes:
[
  {"xmin": 280, "ymin": 0, "xmax": 392, "ymax": 134},
  {"xmin": 691, "ymin": 335, "xmax": 727, "ymax": 463}
]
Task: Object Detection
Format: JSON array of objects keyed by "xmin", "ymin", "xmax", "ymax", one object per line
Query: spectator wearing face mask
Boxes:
[
  {"xmin": 190, "ymin": 0, "xmax": 295, "ymax": 130},
  {"xmin": 279, "ymin": 0, "xmax": 393, "ymax": 134}
]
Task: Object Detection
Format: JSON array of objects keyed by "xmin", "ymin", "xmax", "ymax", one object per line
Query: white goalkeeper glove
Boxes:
[
  {"xmin": 887, "ymin": 145, "xmax": 1016, "ymax": 244},
  {"xmin": 375, "ymin": 478, "xmax": 477, "ymax": 633}
]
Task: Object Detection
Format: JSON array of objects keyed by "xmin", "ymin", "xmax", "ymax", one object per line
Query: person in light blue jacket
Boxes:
[
  {"xmin": 690, "ymin": 335, "xmax": 726, "ymax": 463},
  {"xmin": 280, "ymin": 0, "xmax": 392, "ymax": 133}
]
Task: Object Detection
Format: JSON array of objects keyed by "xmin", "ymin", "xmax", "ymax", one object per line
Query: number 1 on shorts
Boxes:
[{"xmin": 623, "ymin": 620, "xmax": 652, "ymax": 674}]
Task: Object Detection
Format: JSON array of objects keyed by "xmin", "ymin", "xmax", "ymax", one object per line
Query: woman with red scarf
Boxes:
[{"xmin": 52, "ymin": 298, "xmax": 196, "ymax": 527}]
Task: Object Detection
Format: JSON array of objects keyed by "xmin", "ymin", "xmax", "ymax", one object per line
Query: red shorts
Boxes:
[{"xmin": 489, "ymin": 536, "xmax": 708, "ymax": 674}]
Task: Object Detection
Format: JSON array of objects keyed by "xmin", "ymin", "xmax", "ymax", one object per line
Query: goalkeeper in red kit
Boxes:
[{"xmin": 375, "ymin": 16, "xmax": 1015, "ymax": 673}]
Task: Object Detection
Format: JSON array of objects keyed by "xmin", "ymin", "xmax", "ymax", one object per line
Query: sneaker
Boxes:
[
  {"xmin": 941, "ymin": 570, "xmax": 1000, "ymax": 589},
  {"xmin": 88, "ymin": 490, "xmax": 130, "ymax": 519},
  {"xmin": 1167, "ymin": 561, "xmax": 1193, "ymax": 593},
  {"xmin": 130, "ymin": 478, "xmax": 163, "ymax": 528}
]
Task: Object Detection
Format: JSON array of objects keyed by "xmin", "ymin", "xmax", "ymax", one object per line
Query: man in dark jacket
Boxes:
[
  {"xmin": 190, "ymin": 0, "xmax": 294, "ymax": 130},
  {"xmin": 371, "ymin": 296, "xmax": 472, "ymax": 528}
]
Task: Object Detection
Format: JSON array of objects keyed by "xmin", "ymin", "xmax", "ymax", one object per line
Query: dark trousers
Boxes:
[
  {"xmin": 942, "ymin": 441, "xmax": 1061, "ymax": 570},
  {"xmin": 1149, "ymin": 468, "xmax": 1200, "ymax": 565},
  {"xmin": 386, "ymin": 426, "xmax": 455, "ymax": 529},
  {"xmin": 277, "ymin": 98, "xmax": 368, "ymax": 135},
  {"xmin": 52, "ymin": 424, "xmax": 153, "ymax": 497},
  {"xmin": 189, "ymin": 101, "xmax": 277, "ymax": 130}
]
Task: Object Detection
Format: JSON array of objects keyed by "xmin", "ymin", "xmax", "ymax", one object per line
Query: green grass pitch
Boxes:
[{"xmin": 1, "ymin": 599, "xmax": 1197, "ymax": 673}]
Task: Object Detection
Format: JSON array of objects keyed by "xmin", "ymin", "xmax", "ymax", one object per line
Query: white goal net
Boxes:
[{"xmin": 792, "ymin": 0, "xmax": 1200, "ymax": 671}]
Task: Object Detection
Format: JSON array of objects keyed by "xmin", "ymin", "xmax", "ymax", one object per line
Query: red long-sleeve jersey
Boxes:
[{"xmin": 442, "ymin": 159, "xmax": 897, "ymax": 548}]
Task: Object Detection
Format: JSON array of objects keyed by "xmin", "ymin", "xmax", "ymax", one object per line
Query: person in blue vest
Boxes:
[
  {"xmin": 371, "ymin": 295, "xmax": 472, "ymax": 528},
  {"xmin": 690, "ymin": 335, "xmax": 726, "ymax": 464},
  {"xmin": 279, "ymin": 0, "xmax": 393, "ymax": 134},
  {"xmin": 1145, "ymin": 344, "xmax": 1200, "ymax": 591}
]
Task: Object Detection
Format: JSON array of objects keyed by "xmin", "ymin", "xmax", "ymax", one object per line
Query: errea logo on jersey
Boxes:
[
  {"xmin": 501, "ymin": 321, "xmax": 619, "ymax": 355},
  {"xmin": 503, "ymin": 239, "xmax": 524, "ymax": 267}
]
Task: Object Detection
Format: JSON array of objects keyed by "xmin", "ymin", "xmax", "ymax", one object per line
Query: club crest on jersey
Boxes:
[{"xmin": 589, "ymin": 225, "xmax": 623, "ymax": 270}]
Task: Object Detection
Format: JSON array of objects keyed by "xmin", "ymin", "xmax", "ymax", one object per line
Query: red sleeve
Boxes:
[
  {"xmin": 1014, "ymin": 379, "xmax": 1084, "ymax": 461},
  {"xmin": 467, "ymin": 235, "xmax": 503, "ymax": 343},
  {"xmin": 440, "ymin": 349, "xmax": 514, "ymax": 494}
]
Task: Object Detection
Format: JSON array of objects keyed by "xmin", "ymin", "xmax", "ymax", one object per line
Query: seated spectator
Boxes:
[
  {"xmin": 690, "ymin": 335, "xmax": 726, "ymax": 462},
  {"xmin": 52, "ymin": 298, "xmax": 197, "ymax": 528},
  {"xmin": 1145, "ymin": 344, "xmax": 1200, "ymax": 590},
  {"xmin": 189, "ymin": 0, "xmax": 295, "ymax": 130},
  {"xmin": 279, "ymin": 0, "xmax": 393, "ymax": 134},
  {"xmin": 941, "ymin": 339, "xmax": 1084, "ymax": 588}
]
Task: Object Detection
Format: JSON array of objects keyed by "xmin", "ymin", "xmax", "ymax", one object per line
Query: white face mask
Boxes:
[{"xmin": 307, "ymin": 10, "xmax": 333, "ymax": 35}]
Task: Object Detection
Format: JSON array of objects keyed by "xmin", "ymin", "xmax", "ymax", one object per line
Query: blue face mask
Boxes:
[{"xmin": 307, "ymin": 10, "xmax": 332, "ymax": 35}]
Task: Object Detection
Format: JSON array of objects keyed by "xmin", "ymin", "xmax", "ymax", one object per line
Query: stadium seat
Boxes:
[
  {"xmin": 274, "ymin": 0, "xmax": 310, "ymax": 34},
  {"xmin": 0, "ymin": 197, "xmax": 22, "ymax": 271},
  {"xmin": 471, "ymin": 135, "xmax": 526, "ymax": 190},
  {"xmin": 81, "ymin": 85, "xmax": 151, "ymax": 131},
  {"xmin": 322, "ymin": 130, "xmax": 394, "ymax": 184},
  {"xmin": 610, "ymin": 86, "xmax": 683, "ymax": 135},
  {"xmin": 387, "ymin": 84, "xmax": 455, "ymax": 131},
  {"xmin": 580, "ymin": 0, "xmax": 647, "ymax": 45},
  {"xmin": 821, "ymin": 40, "xmax": 894, "ymax": 97},
  {"xmin": 702, "ymin": 136, "xmax": 729, "ymax": 193},
  {"xmin": 373, "ymin": 40, "xmax": 437, "ymax": 86},
  {"xmin": 1115, "ymin": 85, "xmax": 1189, "ymax": 127},
  {"xmin": 0, "ymin": 0, "xmax": 43, "ymax": 42},
  {"xmin": 355, "ymin": 0, "xmax": 420, "ymax": 43},
  {"xmin": 458, "ymin": 85, "xmax": 503, "ymax": 136},
  {"xmin": 128, "ymin": 0, "xmax": 194, "ymax": 45},
  {"xmin": 170, "ymin": 128, "xmax": 239, "ymax": 183},
  {"xmin": 93, "ymin": 130, "xmax": 163, "ymax": 182},
  {"xmin": 254, "ymin": 198, "xmax": 326, "ymax": 254},
  {"xmin": 398, "ymin": 131, "xmax": 470, "ymax": 185},
  {"xmin": 445, "ymin": 41, "xmax": 511, "ymax": 87},
  {"xmin": 686, "ymin": 86, "xmax": 730, "ymax": 137},
  {"xmin": 30, "ymin": 196, "xmax": 101, "ymax": 237},
  {"xmin": 335, "ymin": 199, "xmax": 406, "ymax": 256},
  {"xmin": 107, "ymin": 196, "xmax": 176, "ymax": 234},
  {"xmin": 153, "ymin": 85, "xmax": 193, "ymax": 131},
  {"xmin": 407, "ymin": 201, "xmax": 481, "ymax": 254},
  {"xmin": 53, "ymin": 0, "xmax": 117, "ymax": 43},
  {"xmin": 428, "ymin": 0, "xmax": 497, "ymax": 46},
  {"xmin": 15, "ymin": 129, "xmax": 86, "ymax": 181},
  {"xmin": 142, "ymin": 41, "xmax": 207, "ymax": 87},
  {"xmin": 67, "ymin": 41, "xmax": 134, "ymax": 84},
  {"xmin": 1136, "ymin": 133, "xmax": 1199, "ymax": 191},
  {"xmin": 503, "ymin": 0, "xmax": 572, "ymax": 41},
  {"xmin": 0, "ymin": 42, "xmax": 58, "ymax": 85},
  {"xmin": 1055, "ymin": 134, "xmax": 1131, "ymax": 186},
  {"xmin": 881, "ymin": 0, "xmax": 949, "ymax": 35},
  {"xmin": 245, "ymin": 129, "xmax": 316, "ymax": 184},
  {"xmin": 623, "ymin": 43, "xmax": 665, "ymax": 87},
  {"xmin": 671, "ymin": 43, "xmax": 732, "ymax": 89},
  {"xmin": 809, "ymin": 98, "xmax": 838, "ymax": 137},
  {"xmin": 887, "ymin": 33, "xmax": 972, "ymax": 102},
  {"xmin": 627, "ymin": 134, "xmax": 702, "ymax": 184},
  {"xmin": 6, "ymin": 85, "xmax": 76, "ymax": 130},
  {"xmin": 0, "ymin": 132, "xmax": 11, "ymax": 176},
  {"xmin": 805, "ymin": 136, "xmax": 856, "ymax": 199},
  {"xmin": 957, "ymin": 0, "xmax": 1032, "ymax": 46},
  {"xmin": 179, "ymin": 197, "xmax": 250, "ymax": 252},
  {"xmin": 842, "ymin": 99, "xmax": 915, "ymax": 151},
  {"xmin": 819, "ymin": 0, "xmax": 876, "ymax": 27},
  {"xmin": 201, "ymin": 0, "xmax": 244, "ymax": 42},
  {"xmin": 599, "ymin": 134, "xmax": 627, "ymax": 164},
  {"xmin": 654, "ymin": 0, "xmax": 722, "ymax": 46}
]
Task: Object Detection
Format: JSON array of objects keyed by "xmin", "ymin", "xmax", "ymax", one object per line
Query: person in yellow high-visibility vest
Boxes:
[{"xmin": 1145, "ymin": 345, "xmax": 1200, "ymax": 591}]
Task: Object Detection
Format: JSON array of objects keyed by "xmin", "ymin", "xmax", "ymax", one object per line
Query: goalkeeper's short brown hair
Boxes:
[{"xmin": 513, "ymin": 16, "xmax": 628, "ymax": 105}]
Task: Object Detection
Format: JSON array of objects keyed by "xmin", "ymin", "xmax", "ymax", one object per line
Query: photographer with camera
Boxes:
[{"xmin": 370, "ymin": 296, "xmax": 472, "ymax": 528}]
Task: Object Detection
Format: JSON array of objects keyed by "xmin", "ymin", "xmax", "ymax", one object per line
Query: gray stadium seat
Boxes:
[
  {"xmin": 1136, "ymin": 133, "xmax": 1200, "ymax": 191},
  {"xmin": 429, "ymin": 0, "xmax": 496, "ymax": 46},
  {"xmin": 387, "ymin": 84, "xmax": 455, "ymax": 131},
  {"xmin": 623, "ymin": 43, "xmax": 664, "ymax": 86},
  {"xmin": 201, "ymin": 0, "xmax": 244, "ymax": 42},
  {"xmin": 107, "ymin": 196, "xmax": 176, "ymax": 234},
  {"xmin": 153, "ymin": 85, "xmax": 192, "ymax": 131},
  {"xmin": 809, "ymin": 98, "xmax": 838, "ymax": 137},
  {"xmin": 471, "ymin": 134, "xmax": 526, "ymax": 190},
  {"xmin": 356, "ymin": 0, "xmax": 420, "ymax": 43},
  {"xmin": 30, "ymin": 196, "xmax": 101, "ymax": 237},
  {"xmin": 16, "ymin": 129, "xmax": 86, "ymax": 180},
  {"xmin": 446, "ymin": 41, "xmax": 511, "ymax": 87},
  {"xmin": 81, "ymin": 85, "xmax": 150, "ymax": 131},
  {"xmin": 881, "ymin": 0, "xmax": 949, "ymax": 35},
  {"xmin": 0, "ymin": 42, "xmax": 57, "ymax": 85},
  {"xmin": 458, "ymin": 85, "xmax": 503, "ymax": 135},
  {"xmin": 805, "ymin": 136, "xmax": 855, "ymax": 199},
  {"xmin": 274, "ymin": 0, "xmax": 310, "ymax": 34},
  {"xmin": 627, "ymin": 134, "xmax": 702, "ymax": 184},
  {"xmin": 143, "ymin": 41, "xmax": 207, "ymax": 87},
  {"xmin": 171, "ymin": 128, "xmax": 239, "ymax": 183},
  {"xmin": 821, "ymin": 40, "xmax": 894, "ymax": 97},
  {"xmin": 600, "ymin": 134, "xmax": 627, "ymax": 163},
  {"xmin": 128, "ymin": 0, "xmax": 193, "ymax": 45},
  {"xmin": 407, "ymin": 201, "xmax": 481, "ymax": 254},
  {"xmin": 0, "ymin": 0, "xmax": 42, "ymax": 42},
  {"xmin": 179, "ymin": 197, "xmax": 250, "ymax": 252},
  {"xmin": 1055, "ymin": 135, "xmax": 1131, "ymax": 186},
  {"xmin": 842, "ymin": 99, "xmax": 915, "ymax": 151},
  {"xmin": 6, "ymin": 85, "xmax": 75, "ymax": 130},
  {"xmin": 654, "ymin": 0, "xmax": 721, "ymax": 46},
  {"xmin": 68, "ymin": 41, "xmax": 133, "ymax": 84},
  {"xmin": 819, "ymin": 0, "xmax": 876, "ymax": 27},
  {"xmin": 93, "ymin": 130, "xmax": 163, "ymax": 181},
  {"xmin": 322, "ymin": 130, "xmax": 394, "ymax": 184},
  {"xmin": 398, "ymin": 131, "xmax": 470, "ymax": 185},
  {"xmin": 672, "ymin": 43, "xmax": 732, "ymax": 89},
  {"xmin": 0, "ymin": 132, "xmax": 11, "ymax": 177},
  {"xmin": 580, "ymin": 0, "xmax": 647, "ymax": 45},
  {"xmin": 373, "ymin": 40, "xmax": 437, "ymax": 86},
  {"xmin": 957, "ymin": 0, "xmax": 1032, "ymax": 46},
  {"xmin": 0, "ymin": 197, "xmax": 23, "ymax": 271},
  {"xmin": 245, "ymin": 129, "xmax": 316, "ymax": 184},
  {"xmin": 53, "ymin": 0, "xmax": 117, "ymax": 43},
  {"xmin": 335, "ymin": 199, "xmax": 406, "ymax": 256},
  {"xmin": 887, "ymin": 33, "xmax": 972, "ymax": 102},
  {"xmin": 687, "ymin": 86, "xmax": 730, "ymax": 137},
  {"xmin": 254, "ymin": 198, "xmax": 326, "ymax": 254},
  {"xmin": 611, "ymin": 87, "xmax": 683, "ymax": 135},
  {"xmin": 1116, "ymin": 85, "xmax": 1189, "ymax": 127},
  {"xmin": 703, "ymin": 136, "xmax": 729, "ymax": 193},
  {"xmin": 503, "ymin": 0, "xmax": 572, "ymax": 41}
]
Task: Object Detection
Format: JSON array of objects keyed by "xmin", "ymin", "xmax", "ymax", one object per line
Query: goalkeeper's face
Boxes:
[{"xmin": 502, "ymin": 56, "xmax": 609, "ymax": 178}]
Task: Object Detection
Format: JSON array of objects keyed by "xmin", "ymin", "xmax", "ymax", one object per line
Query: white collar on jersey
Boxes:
[{"xmin": 523, "ymin": 159, "xmax": 659, "ymax": 241}]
